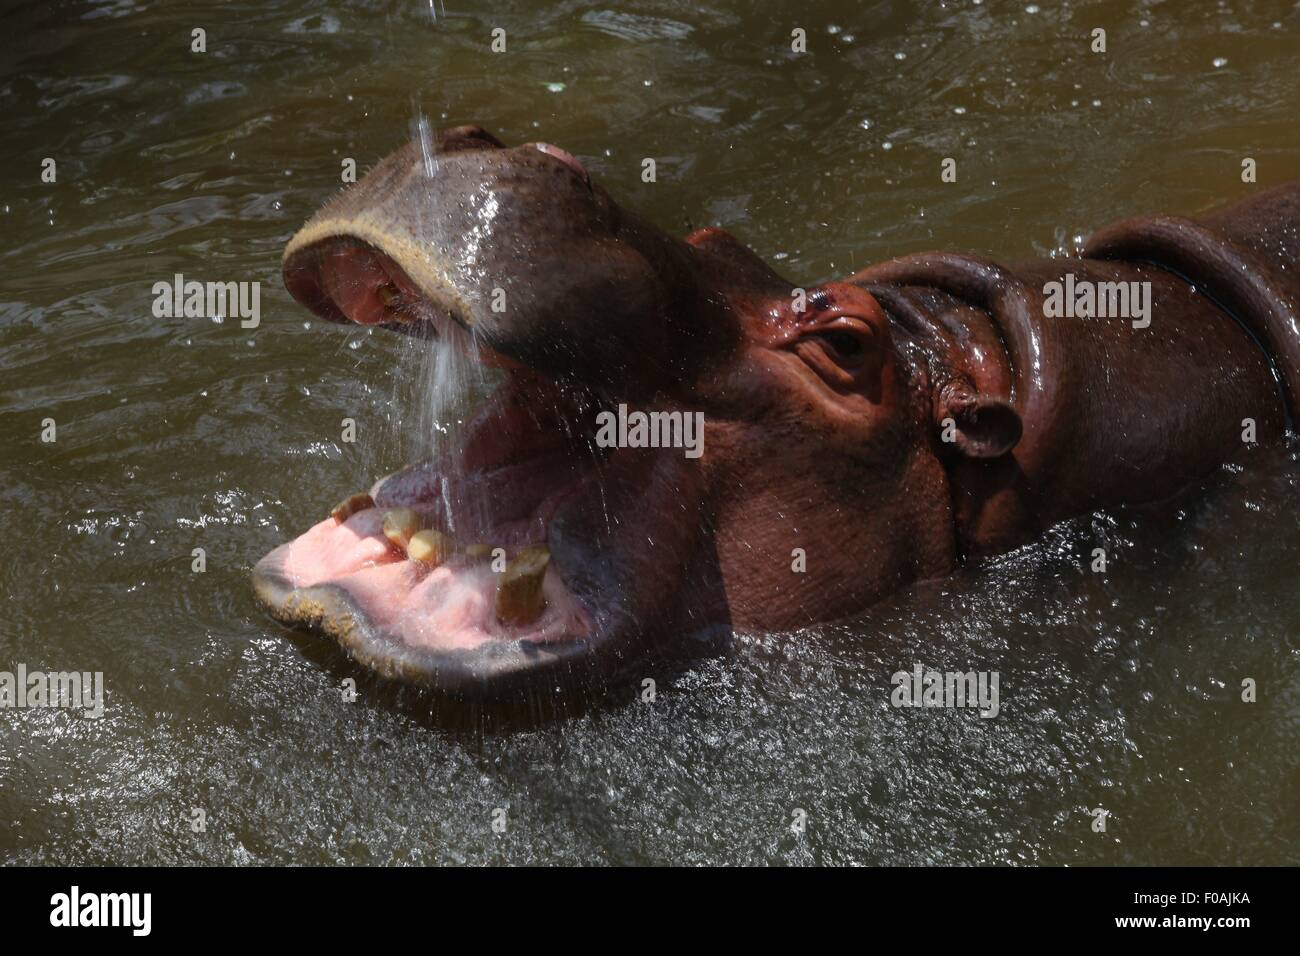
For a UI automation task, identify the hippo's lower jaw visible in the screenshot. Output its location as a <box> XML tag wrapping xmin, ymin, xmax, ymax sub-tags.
<box><xmin>252</xmin><ymin>414</ymin><xmax>582</xmax><ymax>691</ymax></box>
<box><xmin>251</xmin><ymin>532</ymin><xmax>597</xmax><ymax>693</ymax></box>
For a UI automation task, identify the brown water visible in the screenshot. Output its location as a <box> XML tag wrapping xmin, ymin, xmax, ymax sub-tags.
<box><xmin>2</xmin><ymin>0</ymin><xmax>1298</xmax><ymax>864</ymax></box>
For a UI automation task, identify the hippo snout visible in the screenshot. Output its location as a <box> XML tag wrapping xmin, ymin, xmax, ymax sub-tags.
<box><xmin>281</xmin><ymin>126</ymin><xmax>707</xmax><ymax>397</ymax></box>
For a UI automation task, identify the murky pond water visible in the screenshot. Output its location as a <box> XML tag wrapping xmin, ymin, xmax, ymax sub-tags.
<box><xmin>2</xmin><ymin>0</ymin><xmax>1298</xmax><ymax>864</ymax></box>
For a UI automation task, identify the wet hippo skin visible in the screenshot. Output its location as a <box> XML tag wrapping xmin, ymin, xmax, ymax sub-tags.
<box><xmin>253</xmin><ymin>126</ymin><xmax>1298</xmax><ymax>695</ymax></box>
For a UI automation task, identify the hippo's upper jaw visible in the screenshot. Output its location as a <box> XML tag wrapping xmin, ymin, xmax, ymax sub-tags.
<box><xmin>279</xmin><ymin>125</ymin><xmax>712</xmax><ymax>399</ymax></box>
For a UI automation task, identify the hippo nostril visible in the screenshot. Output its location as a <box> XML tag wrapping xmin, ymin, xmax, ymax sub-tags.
<box><xmin>528</xmin><ymin>142</ymin><xmax>590</xmax><ymax>185</ymax></box>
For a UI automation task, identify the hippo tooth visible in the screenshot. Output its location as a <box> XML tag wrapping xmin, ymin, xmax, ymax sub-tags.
<box><xmin>376</xmin><ymin>283</ymin><xmax>415</xmax><ymax>323</ymax></box>
<box><xmin>495</xmin><ymin>547</ymin><xmax>550</xmax><ymax>626</ymax></box>
<box><xmin>330</xmin><ymin>492</ymin><xmax>374</xmax><ymax>524</ymax></box>
<box><xmin>406</xmin><ymin>529</ymin><xmax>456</xmax><ymax>567</ymax></box>
<box><xmin>381</xmin><ymin>508</ymin><xmax>420</xmax><ymax>549</ymax></box>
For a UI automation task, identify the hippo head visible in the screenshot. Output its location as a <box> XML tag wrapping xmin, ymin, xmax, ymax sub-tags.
<box><xmin>253</xmin><ymin>126</ymin><xmax>1022</xmax><ymax>697</ymax></box>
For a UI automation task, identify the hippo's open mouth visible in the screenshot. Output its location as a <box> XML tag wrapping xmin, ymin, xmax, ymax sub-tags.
<box><xmin>255</xmin><ymin>208</ymin><xmax>715</xmax><ymax>694</ymax></box>
<box><xmin>259</xmin><ymin>265</ymin><xmax>589</xmax><ymax>687</ymax></box>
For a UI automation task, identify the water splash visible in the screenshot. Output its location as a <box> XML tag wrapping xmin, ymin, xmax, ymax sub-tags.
<box><xmin>412</xmin><ymin>111</ymin><xmax>438</xmax><ymax>179</ymax></box>
<box><xmin>389</xmin><ymin>321</ymin><xmax>499</xmax><ymax>469</ymax></box>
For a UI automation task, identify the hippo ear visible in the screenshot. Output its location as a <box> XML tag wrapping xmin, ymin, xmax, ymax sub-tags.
<box><xmin>436</xmin><ymin>125</ymin><xmax>506</xmax><ymax>153</ymax></box>
<box><xmin>938</xmin><ymin>390</ymin><xmax>1022</xmax><ymax>459</ymax></box>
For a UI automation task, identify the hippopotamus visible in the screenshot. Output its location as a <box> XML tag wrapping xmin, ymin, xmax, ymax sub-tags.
<box><xmin>253</xmin><ymin>125</ymin><xmax>1299</xmax><ymax>696</ymax></box>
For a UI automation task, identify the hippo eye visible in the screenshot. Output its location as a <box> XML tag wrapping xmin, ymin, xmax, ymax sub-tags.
<box><xmin>816</xmin><ymin>329</ymin><xmax>864</xmax><ymax>360</ymax></box>
<box><xmin>790</xmin><ymin>317</ymin><xmax>876</xmax><ymax>384</ymax></box>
